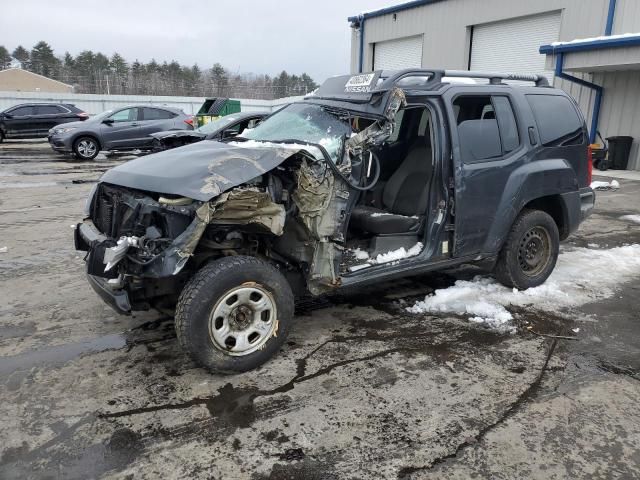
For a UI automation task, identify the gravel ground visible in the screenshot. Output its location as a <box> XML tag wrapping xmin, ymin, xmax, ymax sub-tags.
<box><xmin>0</xmin><ymin>141</ymin><xmax>639</xmax><ymax>480</ymax></box>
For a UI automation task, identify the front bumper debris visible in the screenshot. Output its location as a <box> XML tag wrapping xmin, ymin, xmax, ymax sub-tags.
<box><xmin>76</xmin><ymin>200</ymin><xmax>212</xmax><ymax>279</ymax></box>
<box><xmin>86</xmin><ymin>274</ymin><xmax>132</xmax><ymax>314</ymax></box>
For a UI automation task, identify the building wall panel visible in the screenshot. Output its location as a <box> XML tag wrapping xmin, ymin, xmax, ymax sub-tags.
<box><xmin>349</xmin><ymin>0</ymin><xmax>640</xmax><ymax>170</ymax></box>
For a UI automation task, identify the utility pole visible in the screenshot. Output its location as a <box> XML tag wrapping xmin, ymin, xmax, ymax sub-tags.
<box><xmin>105</xmin><ymin>74</ymin><xmax>110</xmax><ymax>95</ymax></box>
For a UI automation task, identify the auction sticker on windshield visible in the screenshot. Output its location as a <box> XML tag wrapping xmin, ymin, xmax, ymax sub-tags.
<box><xmin>345</xmin><ymin>73</ymin><xmax>376</xmax><ymax>92</ymax></box>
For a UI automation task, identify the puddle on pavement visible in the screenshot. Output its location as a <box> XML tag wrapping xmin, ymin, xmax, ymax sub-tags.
<box><xmin>0</xmin><ymin>322</ymin><xmax>37</xmax><ymax>340</ymax></box>
<box><xmin>0</xmin><ymin>333</ymin><xmax>127</xmax><ymax>378</ymax></box>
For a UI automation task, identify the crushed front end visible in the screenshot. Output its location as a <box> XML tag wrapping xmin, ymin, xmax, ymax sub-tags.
<box><xmin>75</xmin><ymin>183</ymin><xmax>205</xmax><ymax>314</ymax></box>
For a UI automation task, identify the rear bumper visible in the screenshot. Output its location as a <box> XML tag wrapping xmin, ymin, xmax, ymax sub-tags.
<box><xmin>579</xmin><ymin>187</ymin><xmax>595</xmax><ymax>221</ymax></box>
<box><xmin>86</xmin><ymin>274</ymin><xmax>132</xmax><ymax>315</ymax></box>
<box><xmin>558</xmin><ymin>187</ymin><xmax>595</xmax><ymax>239</ymax></box>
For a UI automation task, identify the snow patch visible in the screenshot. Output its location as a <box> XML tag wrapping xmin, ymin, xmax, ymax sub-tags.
<box><xmin>374</xmin><ymin>243</ymin><xmax>423</xmax><ymax>264</ymax></box>
<box><xmin>351</xmin><ymin>248</ymin><xmax>370</xmax><ymax>261</ymax></box>
<box><xmin>228</xmin><ymin>139</ymin><xmax>323</xmax><ymax>159</ymax></box>
<box><xmin>591</xmin><ymin>180</ymin><xmax>620</xmax><ymax>190</ymax></box>
<box><xmin>348</xmin><ymin>243</ymin><xmax>424</xmax><ymax>272</ymax></box>
<box><xmin>551</xmin><ymin>32</ymin><xmax>640</xmax><ymax>46</ymax></box>
<box><xmin>621</xmin><ymin>214</ymin><xmax>640</xmax><ymax>225</ymax></box>
<box><xmin>408</xmin><ymin>245</ymin><xmax>640</xmax><ymax>332</ymax></box>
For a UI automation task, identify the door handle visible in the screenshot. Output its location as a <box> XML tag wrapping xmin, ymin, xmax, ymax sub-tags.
<box><xmin>528</xmin><ymin>127</ymin><xmax>537</xmax><ymax>145</ymax></box>
<box><xmin>131</xmin><ymin>123</ymin><xmax>139</xmax><ymax>126</ymax></box>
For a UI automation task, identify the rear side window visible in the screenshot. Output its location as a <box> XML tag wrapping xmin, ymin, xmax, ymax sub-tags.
<box><xmin>9</xmin><ymin>106</ymin><xmax>35</xmax><ymax>116</ymax></box>
<box><xmin>453</xmin><ymin>95</ymin><xmax>520</xmax><ymax>162</ymax></box>
<box><xmin>526</xmin><ymin>94</ymin><xmax>584</xmax><ymax>146</ymax></box>
<box><xmin>37</xmin><ymin>105</ymin><xmax>64</xmax><ymax>115</ymax></box>
<box><xmin>142</xmin><ymin>108</ymin><xmax>175</xmax><ymax>120</ymax></box>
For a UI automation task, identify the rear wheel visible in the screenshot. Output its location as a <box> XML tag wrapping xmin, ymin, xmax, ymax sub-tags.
<box><xmin>175</xmin><ymin>256</ymin><xmax>294</xmax><ymax>373</ymax></box>
<box><xmin>73</xmin><ymin>136</ymin><xmax>99</xmax><ymax>160</ymax></box>
<box><xmin>494</xmin><ymin>209</ymin><xmax>559</xmax><ymax>290</ymax></box>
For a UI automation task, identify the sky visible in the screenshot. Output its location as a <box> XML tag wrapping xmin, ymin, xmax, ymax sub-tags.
<box><xmin>0</xmin><ymin>0</ymin><xmax>395</xmax><ymax>83</ymax></box>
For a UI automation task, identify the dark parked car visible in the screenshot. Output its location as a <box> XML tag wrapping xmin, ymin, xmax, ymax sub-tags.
<box><xmin>0</xmin><ymin>103</ymin><xmax>88</xmax><ymax>142</ymax></box>
<box><xmin>150</xmin><ymin>111</ymin><xmax>267</xmax><ymax>151</ymax></box>
<box><xmin>75</xmin><ymin>69</ymin><xmax>594</xmax><ymax>373</ymax></box>
<box><xmin>48</xmin><ymin>105</ymin><xmax>193</xmax><ymax>160</ymax></box>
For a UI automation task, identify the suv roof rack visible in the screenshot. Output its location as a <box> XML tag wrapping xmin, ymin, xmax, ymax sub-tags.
<box><xmin>379</xmin><ymin>69</ymin><xmax>549</xmax><ymax>88</ymax></box>
<box><xmin>442</xmin><ymin>70</ymin><xmax>549</xmax><ymax>87</ymax></box>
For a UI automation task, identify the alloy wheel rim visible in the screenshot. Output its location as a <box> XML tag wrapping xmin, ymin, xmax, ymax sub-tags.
<box><xmin>78</xmin><ymin>140</ymin><xmax>96</xmax><ymax>157</ymax></box>
<box><xmin>517</xmin><ymin>226</ymin><xmax>551</xmax><ymax>277</ymax></box>
<box><xmin>208</xmin><ymin>284</ymin><xmax>277</xmax><ymax>356</ymax></box>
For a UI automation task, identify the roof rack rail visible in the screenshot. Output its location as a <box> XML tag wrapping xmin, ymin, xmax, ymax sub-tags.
<box><xmin>376</xmin><ymin>69</ymin><xmax>550</xmax><ymax>91</ymax></box>
<box><xmin>442</xmin><ymin>70</ymin><xmax>549</xmax><ymax>87</ymax></box>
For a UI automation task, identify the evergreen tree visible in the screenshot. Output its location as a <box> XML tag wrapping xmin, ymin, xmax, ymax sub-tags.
<box><xmin>4</xmin><ymin>41</ymin><xmax>318</xmax><ymax>98</ymax></box>
<box><xmin>110</xmin><ymin>53</ymin><xmax>128</xmax><ymax>77</ymax></box>
<box><xmin>30</xmin><ymin>41</ymin><xmax>60</xmax><ymax>78</ymax></box>
<box><xmin>0</xmin><ymin>46</ymin><xmax>12</xmax><ymax>69</ymax></box>
<box><xmin>12</xmin><ymin>45</ymin><xmax>30</xmax><ymax>69</ymax></box>
<box><xmin>211</xmin><ymin>63</ymin><xmax>228</xmax><ymax>96</ymax></box>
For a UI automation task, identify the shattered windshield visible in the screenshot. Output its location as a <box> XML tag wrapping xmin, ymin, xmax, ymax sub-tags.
<box><xmin>242</xmin><ymin>103</ymin><xmax>351</xmax><ymax>162</ymax></box>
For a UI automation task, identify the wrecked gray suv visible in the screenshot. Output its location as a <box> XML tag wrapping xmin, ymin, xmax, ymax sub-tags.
<box><xmin>75</xmin><ymin>69</ymin><xmax>595</xmax><ymax>373</ymax></box>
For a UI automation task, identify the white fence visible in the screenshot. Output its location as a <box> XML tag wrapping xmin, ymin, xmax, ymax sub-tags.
<box><xmin>0</xmin><ymin>91</ymin><xmax>304</xmax><ymax>115</ymax></box>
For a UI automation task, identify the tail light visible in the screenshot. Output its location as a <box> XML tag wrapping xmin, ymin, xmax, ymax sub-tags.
<box><xmin>77</xmin><ymin>112</ymin><xmax>89</xmax><ymax>120</ymax></box>
<box><xmin>184</xmin><ymin>116</ymin><xmax>194</xmax><ymax>127</ymax></box>
<box><xmin>587</xmin><ymin>144</ymin><xmax>593</xmax><ymax>185</ymax></box>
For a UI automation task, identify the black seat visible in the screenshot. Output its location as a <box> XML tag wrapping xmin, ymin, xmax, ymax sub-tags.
<box><xmin>350</xmin><ymin>143</ymin><xmax>432</xmax><ymax>234</ymax></box>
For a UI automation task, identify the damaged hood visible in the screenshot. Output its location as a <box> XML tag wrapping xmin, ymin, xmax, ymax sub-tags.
<box><xmin>99</xmin><ymin>140</ymin><xmax>301</xmax><ymax>201</ymax></box>
<box><xmin>150</xmin><ymin>130</ymin><xmax>206</xmax><ymax>140</ymax></box>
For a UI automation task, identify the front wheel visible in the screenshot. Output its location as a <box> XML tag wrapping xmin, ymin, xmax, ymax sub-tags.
<box><xmin>494</xmin><ymin>209</ymin><xmax>559</xmax><ymax>290</ymax></box>
<box><xmin>73</xmin><ymin>136</ymin><xmax>99</xmax><ymax>160</ymax></box>
<box><xmin>175</xmin><ymin>256</ymin><xmax>294</xmax><ymax>373</ymax></box>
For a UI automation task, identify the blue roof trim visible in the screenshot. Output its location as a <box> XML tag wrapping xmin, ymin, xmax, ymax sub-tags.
<box><xmin>540</xmin><ymin>35</ymin><xmax>640</xmax><ymax>54</ymax></box>
<box><xmin>348</xmin><ymin>0</ymin><xmax>445</xmax><ymax>24</ymax></box>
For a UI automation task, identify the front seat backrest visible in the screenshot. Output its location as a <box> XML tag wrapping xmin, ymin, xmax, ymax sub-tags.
<box><xmin>382</xmin><ymin>143</ymin><xmax>432</xmax><ymax>217</ymax></box>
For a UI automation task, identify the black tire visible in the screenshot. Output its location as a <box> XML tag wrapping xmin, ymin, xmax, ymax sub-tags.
<box><xmin>0</xmin><ymin>130</ymin><xmax>4</xmax><ymax>143</ymax></box>
<box><xmin>73</xmin><ymin>136</ymin><xmax>100</xmax><ymax>160</ymax></box>
<box><xmin>175</xmin><ymin>256</ymin><xmax>294</xmax><ymax>374</ymax></box>
<box><xmin>494</xmin><ymin>209</ymin><xmax>559</xmax><ymax>290</ymax></box>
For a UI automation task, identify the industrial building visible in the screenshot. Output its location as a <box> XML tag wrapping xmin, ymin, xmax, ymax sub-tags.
<box><xmin>0</xmin><ymin>68</ymin><xmax>74</xmax><ymax>94</ymax></box>
<box><xmin>349</xmin><ymin>0</ymin><xmax>640</xmax><ymax>170</ymax></box>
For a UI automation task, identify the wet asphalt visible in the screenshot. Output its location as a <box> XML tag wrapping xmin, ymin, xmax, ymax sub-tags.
<box><xmin>0</xmin><ymin>141</ymin><xmax>639</xmax><ymax>479</ymax></box>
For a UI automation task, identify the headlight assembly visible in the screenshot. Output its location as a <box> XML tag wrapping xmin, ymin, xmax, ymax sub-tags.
<box><xmin>55</xmin><ymin>127</ymin><xmax>77</xmax><ymax>134</ymax></box>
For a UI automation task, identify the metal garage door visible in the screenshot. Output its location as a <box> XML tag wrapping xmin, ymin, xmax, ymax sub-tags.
<box><xmin>470</xmin><ymin>11</ymin><xmax>560</xmax><ymax>81</ymax></box>
<box><xmin>374</xmin><ymin>35</ymin><xmax>423</xmax><ymax>70</ymax></box>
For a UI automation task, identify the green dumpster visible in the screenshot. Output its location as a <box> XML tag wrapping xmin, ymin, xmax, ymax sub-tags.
<box><xmin>195</xmin><ymin>98</ymin><xmax>241</xmax><ymax>127</ymax></box>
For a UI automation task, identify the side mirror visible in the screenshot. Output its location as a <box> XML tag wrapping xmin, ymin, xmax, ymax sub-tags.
<box><xmin>102</xmin><ymin>118</ymin><xmax>114</xmax><ymax>125</ymax></box>
<box><xmin>3</xmin><ymin>113</ymin><xmax>13</xmax><ymax>119</ymax></box>
<box><xmin>221</xmin><ymin>129</ymin><xmax>238</xmax><ymax>139</ymax></box>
